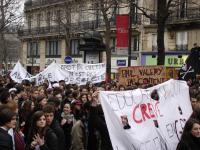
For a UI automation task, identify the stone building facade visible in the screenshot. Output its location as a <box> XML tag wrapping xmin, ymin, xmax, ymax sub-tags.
<box><xmin>19</xmin><ymin>0</ymin><xmax>200</xmax><ymax>77</ymax></box>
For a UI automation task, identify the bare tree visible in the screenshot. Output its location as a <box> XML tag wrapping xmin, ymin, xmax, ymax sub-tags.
<box><xmin>0</xmin><ymin>0</ymin><xmax>22</xmax><ymax>72</ymax></box>
<box><xmin>89</xmin><ymin>0</ymin><xmax>119</xmax><ymax>82</ymax></box>
<box><xmin>130</xmin><ymin>0</ymin><xmax>199</xmax><ymax>65</ymax></box>
<box><xmin>57</xmin><ymin>0</ymin><xmax>119</xmax><ymax>81</ymax></box>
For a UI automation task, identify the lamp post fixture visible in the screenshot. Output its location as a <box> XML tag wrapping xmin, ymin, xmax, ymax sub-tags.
<box><xmin>128</xmin><ymin>0</ymin><xmax>134</xmax><ymax>67</ymax></box>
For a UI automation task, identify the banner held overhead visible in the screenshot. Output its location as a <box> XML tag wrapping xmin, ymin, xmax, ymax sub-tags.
<box><xmin>99</xmin><ymin>79</ymin><xmax>192</xmax><ymax>150</ymax></box>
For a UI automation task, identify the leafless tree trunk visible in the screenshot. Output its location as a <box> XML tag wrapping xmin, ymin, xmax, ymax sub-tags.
<box><xmin>93</xmin><ymin>0</ymin><xmax>118</xmax><ymax>82</ymax></box>
<box><xmin>0</xmin><ymin>0</ymin><xmax>21</xmax><ymax>72</ymax></box>
<box><xmin>130</xmin><ymin>0</ymin><xmax>199</xmax><ymax>65</ymax></box>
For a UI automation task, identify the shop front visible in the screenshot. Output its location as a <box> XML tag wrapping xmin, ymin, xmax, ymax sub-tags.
<box><xmin>111</xmin><ymin>56</ymin><xmax>140</xmax><ymax>79</ymax></box>
<box><xmin>141</xmin><ymin>51</ymin><xmax>190</xmax><ymax>68</ymax></box>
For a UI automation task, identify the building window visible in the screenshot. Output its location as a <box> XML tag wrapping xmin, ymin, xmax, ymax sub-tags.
<box><xmin>132</xmin><ymin>0</ymin><xmax>139</xmax><ymax>24</ymax></box>
<box><xmin>27</xmin><ymin>42</ymin><xmax>39</xmax><ymax>58</ymax></box>
<box><xmin>70</xmin><ymin>39</ymin><xmax>80</xmax><ymax>55</ymax></box>
<box><xmin>111</xmin><ymin>38</ymin><xmax>116</xmax><ymax>53</ymax></box>
<box><xmin>46</xmin><ymin>12</ymin><xmax>51</xmax><ymax>30</ymax></box>
<box><xmin>37</xmin><ymin>14</ymin><xmax>41</xmax><ymax>28</ymax></box>
<box><xmin>176</xmin><ymin>31</ymin><xmax>188</xmax><ymax>50</ymax></box>
<box><xmin>46</xmin><ymin>40</ymin><xmax>61</xmax><ymax>57</ymax></box>
<box><xmin>132</xmin><ymin>36</ymin><xmax>139</xmax><ymax>51</ymax></box>
<box><xmin>179</xmin><ymin>0</ymin><xmax>187</xmax><ymax>18</ymax></box>
<box><xmin>56</xmin><ymin>10</ymin><xmax>61</xmax><ymax>25</ymax></box>
<box><xmin>27</xmin><ymin>15</ymin><xmax>32</xmax><ymax>31</ymax></box>
<box><xmin>152</xmin><ymin>34</ymin><xmax>157</xmax><ymax>51</ymax></box>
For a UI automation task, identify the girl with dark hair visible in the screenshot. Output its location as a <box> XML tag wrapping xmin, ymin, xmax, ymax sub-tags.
<box><xmin>34</xmin><ymin>95</ymin><xmax>47</xmax><ymax>111</ymax></box>
<box><xmin>176</xmin><ymin>118</ymin><xmax>200</xmax><ymax>150</ymax></box>
<box><xmin>20</xmin><ymin>100</ymin><xmax>35</xmax><ymax>138</ymax></box>
<box><xmin>79</xmin><ymin>94</ymin><xmax>88</xmax><ymax>104</ymax></box>
<box><xmin>25</xmin><ymin>111</ymin><xmax>58</xmax><ymax>150</ymax></box>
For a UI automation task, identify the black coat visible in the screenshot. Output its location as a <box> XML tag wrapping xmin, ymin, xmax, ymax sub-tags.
<box><xmin>176</xmin><ymin>136</ymin><xmax>200</xmax><ymax>150</ymax></box>
<box><xmin>50</xmin><ymin>119</ymin><xmax>66</xmax><ymax>150</ymax></box>
<box><xmin>88</xmin><ymin>105</ymin><xmax>113</xmax><ymax>150</ymax></box>
<box><xmin>62</xmin><ymin>119</ymin><xmax>73</xmax><ymax>150</ymax></box>
<box><xmin>0</xmin><ymin>128</ymin><xmax>13</xmax><ymax>150</ymax></box>
<box><xmin>25</xmin><ymin>127</ymin><xmax>58</xmax><ymax>150</ymax></box>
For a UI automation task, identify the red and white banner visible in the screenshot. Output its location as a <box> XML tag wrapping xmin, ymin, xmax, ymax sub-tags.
<box><xmin>116</xmin><ymin>15</ymin><xmax>129</xmax><ymax>54</ymax></box>
<box><xmin>100</xmin><ymin>79</ymin><xmax>192</xmax><ymax>150</ymax></box>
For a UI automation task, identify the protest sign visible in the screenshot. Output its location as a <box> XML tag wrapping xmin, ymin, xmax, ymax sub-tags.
<box><xmin>10</xmin><ymin>62</ymin><xmax>106</xmax><ymax>85</ymax></box>
<box><xmin>100</xmin><ymin>79</ymin><xmax>192</xmax><ymax>150</ymax></box>
<box><xmin>10</xmin><ymin>61</ymin><xmax>32</xmax><ymax>83</ymax></box>
<box><xmin>118</xmin><ymin>66</ymin><xmax>177</xmax><ymax>86</ymax></box>
<box><xmin>60</xmin><ymin>63</ymin><xmax>106</xmax><ymax>85</ymax></box>
<box><xmin>31</xmin><ymin>62</ymin><xmax>66</xmax><ymax>85</ymax></box>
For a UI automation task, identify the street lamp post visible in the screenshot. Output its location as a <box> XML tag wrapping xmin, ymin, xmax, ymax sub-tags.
<box><xmin>128</xmin><ymin>1</ymin><xmax>133</xmax><ymax>67</ymax></box>
<box><xmin>31</xmin><ymin>41</ymin><xmax>34</xmax><ymax>74</ymax></box>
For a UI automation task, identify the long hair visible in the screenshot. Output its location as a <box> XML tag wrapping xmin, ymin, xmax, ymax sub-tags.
<box><xmin>191</xmin><ymin>102</ymin><xmax>200</xmax><ymax>121</ymax></box>
<box><xmin>178</xmin><ymin>118</ymin><xmax>200</xmax><ymax>149</ymax></box>
<box><xmin>20</xmin><ymin>100</ymin><xmax>33</xmax><ymax>122</ymax></box>
<box><xmin>34</xmin><ymin>94</ymin><xmax>46</xmax><ymax>111</ymax></box>
<box><xmin>27</xmin><ymin>111</ymin><xmax>47</xmax><ymax>144</ymax></box>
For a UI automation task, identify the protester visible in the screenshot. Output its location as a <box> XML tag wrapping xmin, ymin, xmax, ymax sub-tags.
<box><xmin>61</xmin><ymin>103</ymin><xmax>74</xmax><ymax>150</ymax></box>
<box><xmin>25</xmin><ymin>111</ymin><xmax>58</xmax><ymax>150</ymax></box>
<box><xmin>43</xmin><ymin>104</ymin><xmax>66</xmax><ymax>150</ymax></box>
<box><xmin>2</xmin><ymin>65</ymin><xmax>200</xmax><ymax>150</ymax></box>
<box><xmin>20</xmin><ymin>100</ymin><xmax>35</xmax><ymax>142</ymax></box>
<box><xmin>70</xmin><ymin>104</ymin><xmax>87</xmax><ymax>150</ymax></box>
<box><xmin>6</xmin><ymin>100</ymin><xmax>25</xmax><ymax>150</ymax></box>
<box><xmin>190</xmin><ymin>101</ymin><xmax>200</xmax><ymax>122</ymax></box>
<box><xmin>34</xmin><ymin>94</ymin><xmax>47</xmax><ymax>111</ymax></box>
<box><xmin>176</xmin><ymin>118</ymin><xmax>200</xmax><ymax>150</ymax></box>
<box><xmin>80</xmin><ymin>94</ymin><xmax>88</xmax><ymax>104</ymax></box>
<box><xmin>0</xmin><ymin>105</ymin><xmax>17</xmax><ymax>150</ymax></box>
<box><xmin>0</xmin><ymin>88</ymin><xmax>11</xmax><ymax>104</ymax></box>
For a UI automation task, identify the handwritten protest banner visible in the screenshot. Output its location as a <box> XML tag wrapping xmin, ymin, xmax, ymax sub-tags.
<box><xmin>10</xmin><ymin>61</ymin><xmax>32</xmax><ymax>83</ymax></box>
<box><xmin>30</xmin><ymin>62</ymin><xmax>66</xmax><ymax>85</ymax></box>
<box><xmin>99</xmin><ymin>79</ymin><xmax>192</xmax><ymax>150</ymax></box>
<box><xmin>118</xmin><ymin>66</ymin><xmax>177</xmax><ymax>86</ymax></box>
<box><xmin>10</xmin><ymin>62</ymin><xmax>106</xmax><ymax>85</ymax></box>
<box><xmin>60</xmin><ymin>63</ymin><xmax>106</xmax><ymax>85</ymax></box>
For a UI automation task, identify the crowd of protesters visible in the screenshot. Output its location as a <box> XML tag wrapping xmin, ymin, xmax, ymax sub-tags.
<box><xmin>0</xmin><ymin>75</ymin><xmax>199</xmax><ymax>150</ymax></box>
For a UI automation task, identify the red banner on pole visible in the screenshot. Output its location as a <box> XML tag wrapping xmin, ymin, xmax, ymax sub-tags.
<box><xmin>116</xmin><ymin>15</ymin><xmax>129</xmax><ymax>50</ymax></box>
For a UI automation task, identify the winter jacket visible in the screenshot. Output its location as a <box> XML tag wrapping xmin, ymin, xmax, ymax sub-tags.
<box><xmin>50</xmin><ymin>119</ymin><xmax>66</xmax><ymax>150</ymax></box>
<box><xmin>70</xmin><ymin>120</ymin><xmax>86</xmax><ymax>150</ymax></box>
<box><xmin>176</xmin><ymin>136</ymin><xmax>200</xmax><ymax>150</ymax></box>
<box><xmin>0</xmin><ymin>128</ymin><xmax>13</xmax><ymax>150</ymax></box>
<box><xmin>25</xmin><ymin>127</ymin><xmax>58</xmax><ymax>150</ymax></box>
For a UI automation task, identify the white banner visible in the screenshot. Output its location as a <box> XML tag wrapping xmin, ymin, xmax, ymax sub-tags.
<box><xmin>99</xmin><ymin>79</ymin><xmax>192</xmax><ymax>150</ymax></box>
<box><xmin>10</xmin><ymin>62</ymin><xmax>106</xmax><ymax>85</ymax></box>
<box><xmin>31</xmin><ymin>62</ymin><xmax>66</xmax><ymax>85</ymax></box>
<box><xmin>10</xmin><ymin>61</ymin><xmax>32</xmax><ymax>83</ymax></box>
<box><xmin>60</xmin><ymin>63</ymin><xmax>106</xmax><ymax>85</ymax></box>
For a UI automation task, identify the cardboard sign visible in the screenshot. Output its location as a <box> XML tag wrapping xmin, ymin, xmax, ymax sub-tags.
<box><xmin>118</xmin><ymin>66</ymin><xmax>177</xmax><ymax>86</ymax></box>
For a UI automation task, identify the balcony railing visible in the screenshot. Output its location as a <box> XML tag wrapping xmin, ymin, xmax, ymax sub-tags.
<box><xmin>19</xmin><ymin>14</ymin><xmax>142</xmax><ymax>37</ymax></box>
<box><xmin>24</xmin><ymin>0</ymin><xmax>66</xmax><ymax>10</ymax></box>
<box><xmin>149</xmin><ymin>7</ymin><xmax>200</xmax><ymax>24</ymax></box>
<box><xmin>167</xmin><ymin>7</ymin><xmax>200</xmax><ymax>23</ymax></box>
